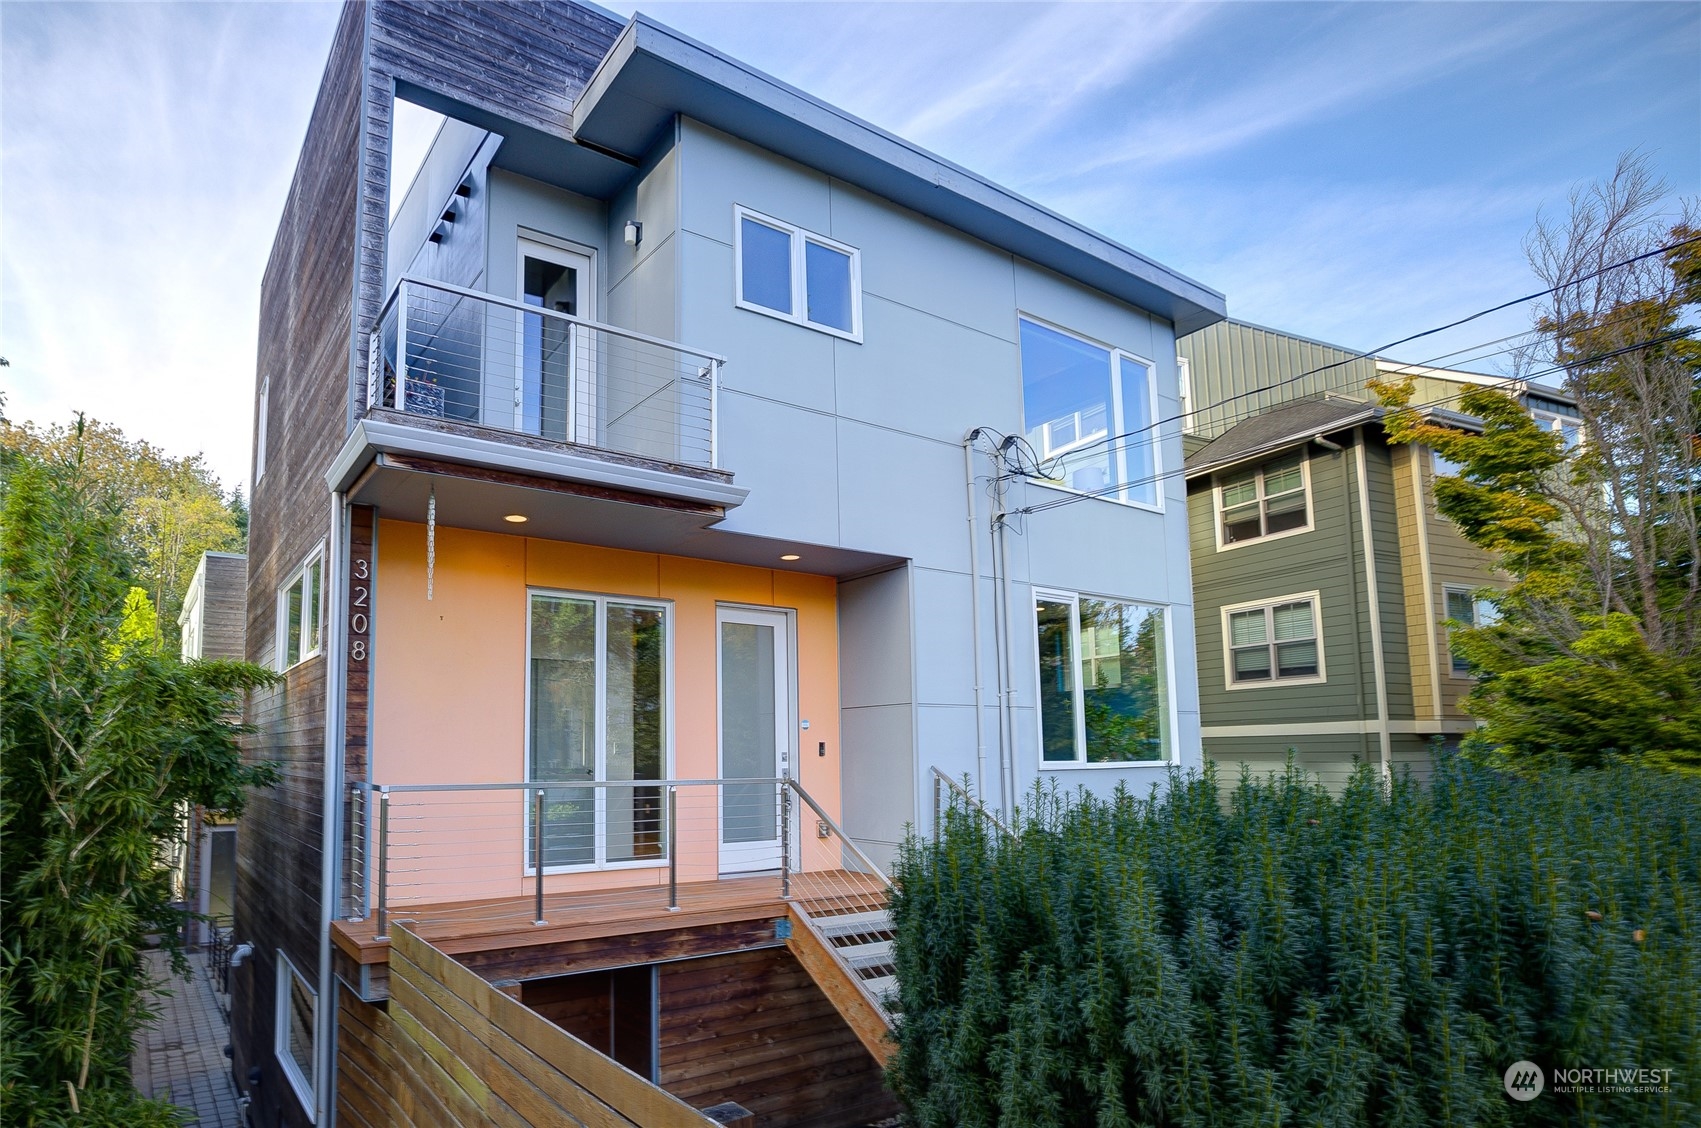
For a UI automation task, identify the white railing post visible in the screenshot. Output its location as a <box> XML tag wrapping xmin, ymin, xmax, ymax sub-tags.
<box><xmin>532</xmin><ymin>788</ymin><xmax>547</xmax><ymax>926</ymax></box>
<box><xmin>395</xmin><ymin>280</ymin><xmax>410</xmax><ymax>414</ymax></box>
<box><xmin>667</xmin><ymin>784</ymin><xmax>679</xmax><ymax>912</ymax></box>
<box><xmin>710</xmin><ymin>359</ymin><xmax>723</xmax><ymax>468</ymax></box>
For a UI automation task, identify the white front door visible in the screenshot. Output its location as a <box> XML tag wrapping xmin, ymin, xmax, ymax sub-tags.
<box><xmin>517</xmin><ymin>237</ymin><xmax>594</xmax><ymax>442</ymax></box>
<box><xmin>717</xmin><ymin>607</ymin><xmax>793</xmax><ymax>874</ymax></box>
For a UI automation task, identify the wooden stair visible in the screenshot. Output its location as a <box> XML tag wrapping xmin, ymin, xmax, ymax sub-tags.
<box><xmin>783</xmin><ymin>903</ymin><xmax>897</xmax><ymax>1066</ymax></box>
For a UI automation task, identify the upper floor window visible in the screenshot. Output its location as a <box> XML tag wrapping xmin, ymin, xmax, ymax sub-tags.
<box><xmin>1529</xmin><ymin>408</ymin><xmax>1582</xmax><ymax>451</ymax></box>
<box><xmin>1035</xmin><ymin>590</ymin><xmax>1171</xmax><ymax>764</ymax></box>
<box><xmin>255</xmin><ymin>376</ymin><xmax>270</xmax><ymax>483</ymax></box>
<box><xmin>1216</xmin><ymin>453</ymin><xmax>1310</xmax><ymax>548</ymax></box>
<box><xmin>1019</xmin><ymin>318</ymin><xmax>1160</xmax><ymax>508</ymax></box>
<box><xmin>1443</xmin><ymin>586</ymin><xmax>1500</xmax><ymax>675</ymax></box>
<box><xmin>1223</xmin><ymin>593</ymin><xmax>1323</xmax><ymax>687</ymax></box>
<box><xmin>277</xmin><ymin>546</ymin><xmax>324</xmax><ymax>670</ymax></box>
<box><xmin>734</xmin><ymin>206</ymin><xmax>861</xmax><ymax>340</ymax></box>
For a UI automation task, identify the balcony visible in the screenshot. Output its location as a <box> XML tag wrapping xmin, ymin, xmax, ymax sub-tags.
<box><xmin>368</xmin><ymin>277</ymin><xmax>723</xmax><ymax>470</ymax></box>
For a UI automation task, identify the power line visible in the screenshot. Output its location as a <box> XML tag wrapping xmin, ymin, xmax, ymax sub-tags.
<box><xmin>1052</xmin><ymin>231</ymin><xmax>1701</xmax><ymax>470</ymax></box>
<box><xmin>1010</xmin><ymin>325</ymin><xmax>1697</xmax><ymax>518</ymax></box>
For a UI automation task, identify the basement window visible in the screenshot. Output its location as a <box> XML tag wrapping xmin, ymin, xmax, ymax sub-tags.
<box><xmin>275</xmin><ymin>950</ymin><xmax>318</xmax><ymax>1119</ymax></box>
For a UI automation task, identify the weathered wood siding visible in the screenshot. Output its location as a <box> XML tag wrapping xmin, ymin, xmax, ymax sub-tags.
<box><xmin>236</xmin><ymin>2</ymin><xmax>366</xmax><ymax>1122</ymax></box>
<box><xmin>197</xmin><ymin>553</ymin><xmax>249</xmax><ymax>660</ymax></box>
<box><xmin>338</xmin><ymin>926</ymin><xmax>716</xmax><ymax>1127</ymax></box>
<box><xmin>657</xmin><ymin>947</ymin><xmax>900</xmax><ymax>1128</ymax></box>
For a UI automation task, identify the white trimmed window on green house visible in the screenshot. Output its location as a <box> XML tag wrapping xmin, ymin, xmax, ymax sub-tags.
<box><xmin>1215</xmin><ymin>453</ymin><xmax>1310</xmax><ymax>547</ymax></box>
<box><xmin>1444</xmin><ymin>586</ymin><xmax>1500</xmax><ymax>675</ymax></box>
<box><xmin>1223</xmin><ymin>593</ymin><xmax>1323</xmax><ymax>688</ymax></box>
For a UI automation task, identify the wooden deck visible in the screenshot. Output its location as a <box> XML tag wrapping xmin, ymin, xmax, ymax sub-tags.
<box><xmin>332</xmin><ymin>869</ymin><xmax>888</xmax><ymax>968</ymax></box>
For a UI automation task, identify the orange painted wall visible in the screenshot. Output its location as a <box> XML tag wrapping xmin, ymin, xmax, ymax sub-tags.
<box><xmin>371</xmin><ymin>519</ymin><xmax>842</xmax><ymax>904</ymax></box>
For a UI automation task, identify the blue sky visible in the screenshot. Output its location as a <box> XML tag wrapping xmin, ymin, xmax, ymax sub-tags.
<box><xmin>3</xmin><ymin>1</ymin><xmax>1696</xmax><ymax>492</ymax></box>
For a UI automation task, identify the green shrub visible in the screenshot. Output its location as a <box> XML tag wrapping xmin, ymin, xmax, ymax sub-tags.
<box><xmin>888</xmin><ymin>757</ymin><xmax>1700</xmax><ymax>1127</ymax></box>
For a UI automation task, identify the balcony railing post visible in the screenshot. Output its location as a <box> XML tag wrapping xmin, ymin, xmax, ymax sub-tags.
<box><xmin>779</xmin><ymin>776</ymin><xmax>792</xmax><ymax>901</ymax></box>
<box><xmin>710</xmin><ymin>359</ymin><xmax>722</xmax><ymax>468</ymax></box>
<box><xmin>374</xmin><ymin>787</ymin><xmax>389</xmax><ymax>942</ymax></box>
<box><xmin>933</xmin><ymin>771</ymin><xmax>943</xmax><ymax>841</ymax></box>
<box><xmin>366</xmin><ymin>330</ymin><xmax>380</xmax><ymax>410</ymax></box>
<box><xmin>349</xmin><ymin>784</ymin><xmax>367</xmax><ymax>921</ymax></box>
<box><xmin>395</xmin><ymin>279</ymin><xmax>409</xmax><ymax>413</ymax></box>
<box><xmin>532</xmin><ymin>788</ymin><xmax>547</xmax><ymax>926</ymax></box>
<box><xmin>667</xmin><ymin>785</ymin><xmax>679</xmax><ymax>912</ymax></box>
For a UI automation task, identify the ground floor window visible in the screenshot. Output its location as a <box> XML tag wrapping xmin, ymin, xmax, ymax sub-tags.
<box><xmin>528</xmin><ymin>591</ymin><xmax>669</xmax><ymax>869</ymax></box>
<box><xmin>1035</xmin><ymin>590</ymin><xmax>1171</xmax><ymax>763</ymax></box>
<box><xmin>275</xmin><ymin>950</ymin><xmax>317</xmax><ymax>1119</ymax></box>
<box><xmin>1443</xmin><ymin>586</ymin><xmax>1499</xmax><ymax>675</ymax></box>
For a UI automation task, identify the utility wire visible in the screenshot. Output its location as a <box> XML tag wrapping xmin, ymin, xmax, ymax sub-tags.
<box><xmin>1011</xmin><ymin>325</ymin><xmax>1698</xmax><ymax>517</ymax></box>
<box><xmin>1051</xmin><ymin>232</ymin><xmax>1701</xmax><ymax>469</ymax></box>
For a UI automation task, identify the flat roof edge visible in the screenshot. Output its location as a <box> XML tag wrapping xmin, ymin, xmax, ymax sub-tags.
<box><xmin>574</xmin><ymin>16</ymin><xmax>1226</xmax><ymax>329</ymax></box>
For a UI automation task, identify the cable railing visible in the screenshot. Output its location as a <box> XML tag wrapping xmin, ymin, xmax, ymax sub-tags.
<box><xmin>343</xmin><ymin>777</ymin><xmax>890</xmax><ymax>942</ymax></box>
<box><xmin>929</xmin><ymin>766</ymin><xmax>1009</xmax><ymax>839</ymax></box>
<box><xmin>367</xmin><ymin>276</ymin><xmax>725</xmax><ymax>470</ymax></box>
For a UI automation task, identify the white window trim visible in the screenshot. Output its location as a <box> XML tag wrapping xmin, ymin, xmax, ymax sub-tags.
<box><xmin>523</xmin><ymin>588</ymin><xmax>676</xmax><ymax>876</ymax></box>
<box><xmin>1017</xmin><ymin>314</ymin><xmax>1166</xmax><ymax>513</ymax></box>
<box><xmin>1031</xmin><ymin>587</ymin><xmax>1179</xmax><ymax>768</ymax></box>
<box><xmin>1441</xmin><ymin>584</ymin><xmax>1498</xmax><ymax>679</ymax></box>
<box><xmin>274</xmin><ymin>950</ymin><xmax>318</xmax><ymax>1121</ymax></box>
<box><xmin>733</xmin><ymin>205</ymin><xmax>863</xmax><ymax>342</ymax></box>
<box><xmin>1211</xmin><ymin>453</ymin><xmax>1315</xmax><ymax>552</ymax></box>
<box><xmin>255</xmin><ymin>376</ymin><xmax>270</xmax><ymax>483</ymax></box>
<box><xmin>275</xmin><ymin>544</ymin><xmax>325</xmax><ymax>670</ymax></box>
<box><xmin>1220</xmin><ymin>590</ymin><xmax>1326</xmax><ymax>691</ymax></box>
<box><xmin>1177</xmin><ymin>355</ymin><xmax>1197</xmax><ymax>435</ymax></box>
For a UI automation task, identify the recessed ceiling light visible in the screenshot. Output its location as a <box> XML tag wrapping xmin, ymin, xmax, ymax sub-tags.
<box><xmin>504</xmin><ymin>514</ymin><xmax>528</xmax><ymax>523</ymax></box>
<box><xmin>780</xmin><ymin>554</ymin><xmax>801</xmax><ymax>561</ymax></box>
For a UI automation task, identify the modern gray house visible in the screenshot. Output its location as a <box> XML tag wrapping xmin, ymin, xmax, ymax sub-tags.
<box><xmin>237</xmin><ymin>3</ymin><xmax>1225</xmax><ymax>1125</ymax></box>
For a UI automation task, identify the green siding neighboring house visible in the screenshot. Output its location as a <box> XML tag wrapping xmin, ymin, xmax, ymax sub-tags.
<box><xmin>1178</xmin><ymin>321</ymin><xmax>1579</xmax><ymax>787</ymax></box>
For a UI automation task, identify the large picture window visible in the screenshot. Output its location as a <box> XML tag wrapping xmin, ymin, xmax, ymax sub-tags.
<box><xmin>734</xmin><ymin>206</ymin><xmax>861</xmax><ymax>340</ymax></box>
<box><xmin>1223</xmin><ymin>594</ymin><xmax>1323</xmax><ymax>687</ymax></box>
<box><xmin>1019</xmin><ymin>318</ymin><xmax>1159</xmax><ymax>507</ymax></box>
<box><xmin>528</xmin><ymin>592</ymin><xmax>668</xmax><ymax>870</ymax></box>
<box><xmin>275</xmin><ymin>951</ymin><xmax>317</xmax><ymax>1119</ymax></box>
<box><xmin>1035</xmin><ymin>591</ymin><xmax>1171</xmax><ymax>764</ymax></box>
<box><xmin>1215</xmin><ymin>453</ymin><xmax>1311</xmax><ymax>547</ymax></box>
<box><xmin>276</xmin><ymin>546</ymin><xmax>324</xmax><ymax>669</ymax></box>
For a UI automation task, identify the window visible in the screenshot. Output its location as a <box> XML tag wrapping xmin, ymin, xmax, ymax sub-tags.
<box><xmin>1443</xmin><ymin>586</ymin><xmax>1500</xmax><ymax>675</ymax></box>
<box><xmin>1034</xmin><ymin>591</ymin><xmax>1170</xmax><ymax>764</ymax></box>
<box><xmin>275</xmin><ymin>951</ymin><xmax>317</xmax><ymax>1118</ymax></box>
<box><xmin>1019</xmin><ymin>318</ymin><xmax>1161</xmax><ymax>507</ymax></box>
<box><xmin>528</xmin><ymin>591</ymin><xmax>668</xmax><ymax>870</ymax></box>
<box><xmin>734</xmin><ymin>206</ymin><xmax>861</xmax><ymax>339</ymax></box>
<box><xmin>255</xmin><ymin>376</ymin><xmax>270</xmax><ymax>483</ymax></box>
<box><xmin>277</xmin><ymin>547</ymin><xmax>324</xmax><ymax>669</ymax></box>
<box><xmin>1215</xmin><ymin>453</ymin><xmax>1310</xmax><ymax>547</ymax></box>
<box><xmin>1223</xmin><ymin>594</ymin><xmax>1323</xmax><ymax>687</ymax></box>
<box><xmin>1431</xmin><ymin>446</ymin><xmax>1464</xmax><ymax>478</ymax></box>
<box><xmin>1529</xmin><ymin>407</ymin><xmax>1582</xmax><ymax>451</ymax></box>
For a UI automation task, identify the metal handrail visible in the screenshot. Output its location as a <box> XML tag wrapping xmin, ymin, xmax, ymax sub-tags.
<box><xmin>784</xmin><ymin>778</ymin><xmax>891</xmax><ymax>887</ymax></box>
<box><xmin>929</xmin><ymin>766</ymin><xmax>1010</xmax><ymax>837</ymax></box>
<box><xmin>388</xmin><ymin>275</ymin><xmax>729</xmax><ymax>365</ymax></box>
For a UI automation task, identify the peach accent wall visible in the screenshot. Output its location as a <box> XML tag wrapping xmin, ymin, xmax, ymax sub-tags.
<box><xmin>372</xmin><ymin>520</ymin><xmax>842</xmax><ymax>904</ymax></box>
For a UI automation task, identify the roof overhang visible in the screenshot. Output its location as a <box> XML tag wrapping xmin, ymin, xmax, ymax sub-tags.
<box><xmin>1184</xmin><ymin>404</ymin><xmax>1484</xmax><ymax>481</ymax></box>
<box><xmin>572</xmin><ymin>16</ymin><xmax>1227</xmax><ymax>336</ymax></box>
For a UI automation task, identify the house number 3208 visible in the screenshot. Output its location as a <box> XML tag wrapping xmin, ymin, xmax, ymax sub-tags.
<box><xmin>350</xmin><ymin>557</ymin><xmax>370</xmax><ymax>662</ymax></box>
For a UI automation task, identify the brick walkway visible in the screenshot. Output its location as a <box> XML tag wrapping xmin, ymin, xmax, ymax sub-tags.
<box><xmin>131</xmin><ymin>949</ymin><xmax>244</xmax><ymax>1126</ymax></box>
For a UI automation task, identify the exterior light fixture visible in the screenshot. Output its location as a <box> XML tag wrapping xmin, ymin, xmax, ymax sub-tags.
<box><xmin>624</xmin><ymin>220</ymin><xmax>642</xmax><ymax>247</ymax></box>
<box><xmin>780</xmin><ymin>554</ymin><xmax>800</xmax><ymax>561</ymax></box>
<box><xmin>504</xmin><ymin>514</ymin><xmax>528</xmax><ymax>523</ymax></box>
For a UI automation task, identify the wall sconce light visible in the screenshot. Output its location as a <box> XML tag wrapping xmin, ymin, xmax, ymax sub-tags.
<box><xmin>623</xmin><ymin>220</ymin><xmax>643</xmax><ymax>247</ymax></box>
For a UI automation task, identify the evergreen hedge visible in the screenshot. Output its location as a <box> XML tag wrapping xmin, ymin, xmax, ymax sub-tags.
<box><xmin>888</xmin><ymin>757</ymin><xmax>1699</xmax><ymax>1126</ymax></box>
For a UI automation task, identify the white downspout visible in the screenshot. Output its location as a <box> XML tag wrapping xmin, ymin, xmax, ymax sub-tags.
<box><xmin>962</xmin><ymin>431</ymin><xmax>990</xmax><ymax>806</ymax></box>
<box><xmin>1353</xmin><ymin>430</ymin><xmax>1393</xmax><ymax>787</ymax></box>
<box><xmin>316</xmin><ymin>493</ymin><xmax>348</xmax><ymax>1125</ymax></box>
